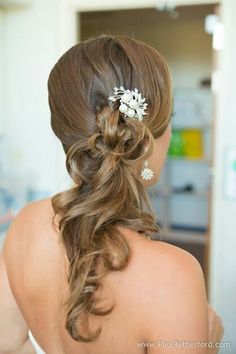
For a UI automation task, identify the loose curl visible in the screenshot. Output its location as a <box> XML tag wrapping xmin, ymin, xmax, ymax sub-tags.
<box><xmin>47</xmin><ymin>34</ymin><xmax>173</xmax><ymax>342</ymax></box>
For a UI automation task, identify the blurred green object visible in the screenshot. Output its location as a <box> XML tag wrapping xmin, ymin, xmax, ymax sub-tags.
<box><xmin>168</xmin><ymin>130</ymin><xmax>185</xmax><ymax>157</ymax></box>
<box><xmin>168</xmin><ymin>129</ymin><xmax>204</xmax><ymax>158</ymax></box>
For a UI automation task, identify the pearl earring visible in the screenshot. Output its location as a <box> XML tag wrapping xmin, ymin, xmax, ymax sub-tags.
<box><xmin>140</xmin><ymin>160</ymin><xmax>154</xmax><ymax>181</ymax></box>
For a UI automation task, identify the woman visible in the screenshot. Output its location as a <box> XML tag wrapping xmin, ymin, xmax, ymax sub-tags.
<box><xmin>0</xmin><ymin>35</ymin><xmax>223</xmax><ymax>353</ymax></box>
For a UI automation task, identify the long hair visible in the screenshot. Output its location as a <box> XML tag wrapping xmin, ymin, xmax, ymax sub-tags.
<box><xmin>47</xmin><ymin>34</ymin><xmax>173</xmax><ymax>342</ymax></box>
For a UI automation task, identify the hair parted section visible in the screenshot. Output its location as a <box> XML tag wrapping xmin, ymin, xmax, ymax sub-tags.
<box><xmin>47</xmin><ymin>34</ymin><xmax>173</xmax><ymax>342</ymax></box>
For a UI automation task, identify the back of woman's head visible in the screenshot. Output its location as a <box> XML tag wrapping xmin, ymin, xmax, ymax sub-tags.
<box><xmin>47</xmin><ymin>34</ymin><xmax>172</xmax><ymax>342</ymax></box>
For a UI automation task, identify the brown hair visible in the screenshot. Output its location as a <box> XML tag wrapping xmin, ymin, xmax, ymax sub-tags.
<box><xmin>47</xmin><ymin>34</ymin><xmax>172</xmax><ymax>342</ymax></box>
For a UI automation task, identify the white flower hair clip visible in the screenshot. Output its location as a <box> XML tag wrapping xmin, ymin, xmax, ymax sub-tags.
<box><xmin>108</xmin><ymin>86</ymin><xmax>148</xmax><ymax>121</ymax></box>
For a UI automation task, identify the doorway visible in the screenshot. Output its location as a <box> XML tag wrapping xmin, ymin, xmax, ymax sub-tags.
<box><xmin>78</xmin><ymin>3</ymin><xmax>218</xmax><ymax>286</ymax></box>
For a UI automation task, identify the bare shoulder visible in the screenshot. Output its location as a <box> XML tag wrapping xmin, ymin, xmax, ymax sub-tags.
<box><xmin>128</xmin><ymin>238</ymin><xmax>209</xmax><ymax>352</ymax></box>
<box><xmin>123</xmin><ymin>232</ymin><xmax>205</xmax><ymax>286</ymax></box>
<box><xmin>3</xmin><ymin>197</ymin><xmax>55</xmax><ymax>245</ymax></box>
<box><xmin>117</xmin><ymin>229</ymin><xmax>206</xmax><ymax>293</ymax></box>
<box><xmin>2</xmin><ymin>197</ymin><xmax>61</xmax><ymax>279</ymax></box>
<box><xmin>138</xmin><ymin>238</ymin><xmax>205</xmax><ymax>280</ymax></box>
<box><xmin>7</xmin><ymin>197</ymin><xmax>54</xmax><ymax>230</ymax></box>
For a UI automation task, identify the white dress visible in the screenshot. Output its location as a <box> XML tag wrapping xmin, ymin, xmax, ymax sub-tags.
<box><xmin>28</xmin><ymin>330</ymin><xmax>46</xmax><ymax>354</ymax></box>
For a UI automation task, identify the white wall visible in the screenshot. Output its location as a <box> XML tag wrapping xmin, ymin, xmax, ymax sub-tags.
<box><xmin>0</xmin><ymin>9</ymin><xmax>5</xmax><ymax>135</ymax></box>
<box><xmin>0</xmin><ymin>0</ymin><xmax>74</xmax><ymax>198</ymax></box>
<box><xmin>209</xmin><ymin>1</ymin><xmax>236</xmax><ymax>353</ymax></box>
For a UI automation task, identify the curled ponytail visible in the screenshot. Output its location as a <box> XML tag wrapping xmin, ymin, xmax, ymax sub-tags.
<box><xmin>48</xmin><ymin>34</ymin><xmax>172</xmax><ymax>342</ymax></box>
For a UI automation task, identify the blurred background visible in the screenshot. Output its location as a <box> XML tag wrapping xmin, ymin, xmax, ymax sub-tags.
<box><xmin>0</xmin><ymin>0</ymin><xmax>235</xmax><ymax>352</ymax></box>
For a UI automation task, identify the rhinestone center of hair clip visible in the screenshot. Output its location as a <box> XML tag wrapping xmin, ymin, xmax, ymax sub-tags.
<box><xmin>108</xmin><ymin>86</ymin><xmax>148</xmax><ymax>121</ymax></box>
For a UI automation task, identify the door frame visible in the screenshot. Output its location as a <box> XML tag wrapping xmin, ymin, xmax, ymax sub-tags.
<box><xmin>60</xmin><ymin>0</ymin><xmax>221</xmax><ymax>297</ymax></box>
<box><xmin>60</xmin><ymin>0</ymin><xmax>220</xmax><ymax>51</ymax></box>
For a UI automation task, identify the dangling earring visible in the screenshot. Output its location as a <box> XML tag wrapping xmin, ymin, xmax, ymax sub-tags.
<box><xmin>140</xmin><ymin>160</ymin><xmax>154</xmax><ymax>181</ymax></box>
